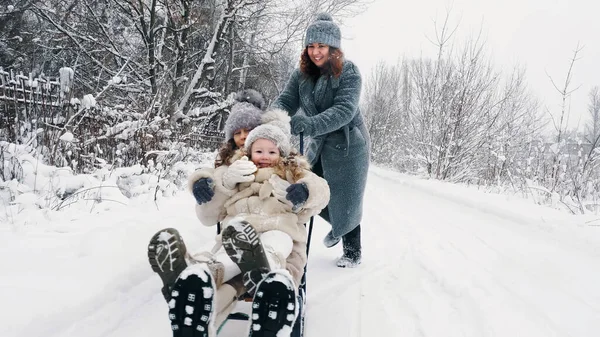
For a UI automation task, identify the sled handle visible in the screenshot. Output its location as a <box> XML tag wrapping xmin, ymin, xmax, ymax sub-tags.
<box><xmin>299</xmin><ymin>132</ymin><xmax>314</xmax><ymax>257</ymax></box>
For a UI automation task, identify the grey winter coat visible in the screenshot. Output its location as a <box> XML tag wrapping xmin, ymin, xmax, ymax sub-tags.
<box><xmin>274</xmin><ymin>60</ymin><xmax>370</xmax><ymax>237</ymax></box>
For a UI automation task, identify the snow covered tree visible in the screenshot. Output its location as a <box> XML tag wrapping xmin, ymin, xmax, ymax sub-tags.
<box><xmin>0</xmin><ymin>1</ymin><xmax>43</xmax><ymax>70</ymax></box>
<box><xmin>362</xmin><ymin>60</ymin><xmax>405</xmax><ymax>166</ymax></box>
<box><xmin>585</xmin><ymin>86</ymin><xmax>600</xmax><ymax>143</ymax></box>
<box><xmin>362</xmin><ymin>11</ymin><xmax>543</xmax><ymax>189</ymax></box>
<box><xmin>1</xmin><ymin>0</ymin><xmax>366</xmax><ymax>172</ymax></box>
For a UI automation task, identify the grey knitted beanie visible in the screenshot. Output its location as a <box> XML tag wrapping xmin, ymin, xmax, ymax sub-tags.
<box><xmin>245</xmin><ymin>109</ymin><xmax>292</xmax><ymax>157</ymax></box>
<box><xmin>304</xmin><ymin>12</ymin><xmax>341</xmax><ymax>48</ymax></box>
<box><xmin>224</xmin><ymin>89</ymin><xmax>266</xmax><ymax>141</ymax></box>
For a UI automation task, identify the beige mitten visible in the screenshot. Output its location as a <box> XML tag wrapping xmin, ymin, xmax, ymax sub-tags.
<box><xmin>269</xmin><ymin>174</ymin><xmax>293</xmax><ymax>207</ymax></box>
<box><xmin>222</xmin><ymin>156</ymin><xmax>257</xmax><ymax>190</ymax></box>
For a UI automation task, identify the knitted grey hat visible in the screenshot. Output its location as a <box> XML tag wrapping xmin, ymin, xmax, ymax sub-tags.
<box><xmin>304</xmin><ymin>12</ymin><xmax>341</xmax><ymax>48</ymax></box>
<box><xmin>224</xmin><ymin>89</ymin><xmax>266</xmax><ymax>141</ymax></box>
<box><xmin>245</xmin><ymin>109</ymin><xmax>292</xmax><ymax>157</ymax></box>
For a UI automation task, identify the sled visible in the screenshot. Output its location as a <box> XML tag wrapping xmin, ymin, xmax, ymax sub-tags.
<box><xmin>216</xmin><ymin>134</ymin><xmax>314</xmax><ymax>337</ymax></box>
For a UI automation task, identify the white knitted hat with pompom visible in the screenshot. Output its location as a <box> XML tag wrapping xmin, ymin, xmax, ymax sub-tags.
<box><xmin>244</xmin><ymin>109</ymin><xmax>292</xmax><ymax>156</ymax></box>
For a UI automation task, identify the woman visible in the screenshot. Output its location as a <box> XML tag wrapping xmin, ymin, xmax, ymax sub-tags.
<box><xmin>273</xmin><ymin>12</ymin><xmax>370</xmax><ymax>268</ymax></box>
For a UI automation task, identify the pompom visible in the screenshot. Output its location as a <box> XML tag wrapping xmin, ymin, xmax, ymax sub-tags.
<box><xmin>315</xmin><ymin>12</ymin><xmax>333</xmax><ymax>21</ymax></box>
<box><xmin>234</xmin><ymin>89</ymin><xmax>266</xmax><ymax>110</ymax></box>
<box><xmin>261</xmin><ymin>109</ymin><xmax>291</xmax><ymax>135</ymax></box>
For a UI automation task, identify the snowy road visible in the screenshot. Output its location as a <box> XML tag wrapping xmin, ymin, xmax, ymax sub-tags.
<box><xmin>341</xmin><ymin>169</ymin><xmax>600</xmax><ymax>337</ymax></box>
<box><xmin>3</xmin><ymin>166</ymin><xmax>600</xmax><ymax>337</ymax></box>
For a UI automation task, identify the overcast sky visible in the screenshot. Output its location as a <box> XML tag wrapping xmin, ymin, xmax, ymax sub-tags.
<box><xmin>341</xmin><ymin>0</ymin><xmax>600</xmax><ymax>131</ymax></box>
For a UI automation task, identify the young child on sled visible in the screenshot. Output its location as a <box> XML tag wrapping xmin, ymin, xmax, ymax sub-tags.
<box><xmin>148</xmin><ymin>108</ymin><xmax>330</xmax><ymax>337</ymax></box>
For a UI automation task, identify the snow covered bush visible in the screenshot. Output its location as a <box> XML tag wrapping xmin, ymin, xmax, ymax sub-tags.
<box><xmin>0</xmin><ymin>142</ymin><xmax>215</xmax><ymax>226</ymax></box>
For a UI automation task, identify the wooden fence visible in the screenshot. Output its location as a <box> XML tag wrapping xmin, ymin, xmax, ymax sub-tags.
<box><xmin>0</xmin><ymin>67</ymin><xmax>73</xmax><ymax>144</ymax></box>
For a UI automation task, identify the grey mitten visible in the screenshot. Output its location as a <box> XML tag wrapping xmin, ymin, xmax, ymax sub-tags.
<box><xmin>192</xmin><ymin>178</ymin><xmax>214</xmax><ymax>204</ymax></box>
<box><xmin>290</xmin><ymin>114</ymin><xmax>315</xmax><ymax>136</ymax></box>
<box><xmin>286</xmin><ymin>183</ymin><xmax>309</xmax><ymax>208</ymax></box>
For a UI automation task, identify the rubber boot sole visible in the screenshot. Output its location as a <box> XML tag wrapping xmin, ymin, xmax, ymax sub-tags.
<box><xmin>169</xmin><ymin>264</ymin><xmax>216</xmax><ymax>337</ymax></box>
<box><xmin>221</xmin><ymin>220</ymin><xmax>271</xmax><ymax>296</ymax></box>
<box><xmin>249</xmin><ymin>271</ymin><xmax>298</xmax><ymax>337</ymax></box>
<box><xmin>148</xmin><ymin>228</ymin><xmax>188</xmax><ymax>301</ymax></box>
<box><xmin>221</xmin><ymin>220</ymin><xmax>270</xmax><ymax>274</ymax></box>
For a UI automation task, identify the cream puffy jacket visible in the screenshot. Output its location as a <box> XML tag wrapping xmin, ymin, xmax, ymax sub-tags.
<box><xmin>188</xmin><ymin>151</ymin><xmax>330</xmax><ymax>285</ymax></box>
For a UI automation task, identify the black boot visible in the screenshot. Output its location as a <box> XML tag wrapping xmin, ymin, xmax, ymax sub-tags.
<box><xmin>147</xmin><ymin>228</ymin><xmax>189</xmax><ymax>301</ymax></box>
<box><xmin>323</xmin><ymin>230</ymin><xmax>341</xmax><ymax>248</ymax></box>
<box><xmin>249</xmin><ymin>271</ymin><xmax>298</xmax><ymax>337</ymax></box>
<box><xmin>168</xmin><ymin>264</ymin><xmax>216</xmax><ymax>337</ymax></box>
<box><xmin>221</xmin><ymin>219</ymin><xmax>271</xmax><ymax>296</ymax></box>
<box><xmin>336</xmin><ymin>225</ymin><xmax>361</xmax><ymax>268</ymax></box>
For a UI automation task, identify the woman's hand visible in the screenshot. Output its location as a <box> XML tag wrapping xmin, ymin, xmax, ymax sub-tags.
<box><xmin>290</xmin><ymin>115</ymin><xmax>315</xmax><ymax>136</ymax></box>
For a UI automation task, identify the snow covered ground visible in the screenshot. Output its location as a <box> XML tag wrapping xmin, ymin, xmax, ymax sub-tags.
<box><xmin>2</xmin><ymin>165</ymin><xmax>600</xmax><ymax>337</ymax></box>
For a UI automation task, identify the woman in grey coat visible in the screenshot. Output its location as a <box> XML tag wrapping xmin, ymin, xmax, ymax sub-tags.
<box><xmin>273</xmin><ymin>12</ymin><xmax>370</xmax><ymax>268</ymax></box>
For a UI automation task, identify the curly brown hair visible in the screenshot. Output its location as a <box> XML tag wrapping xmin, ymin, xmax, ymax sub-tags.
<box><xmin>214</xmin><ymin>139</ymin><xmax>238</xmax><ymax>168</ymax></box>
<box><xmin>300</xmin><ymin>46</ymin><xmax>344</xmax><ymax>81</ymax></box>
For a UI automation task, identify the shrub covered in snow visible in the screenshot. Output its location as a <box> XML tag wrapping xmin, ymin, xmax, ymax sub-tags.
<box><xmin>0</xmin><ymin>142</ymin><xmax>216</xmax><ymax>226</ymax></box>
